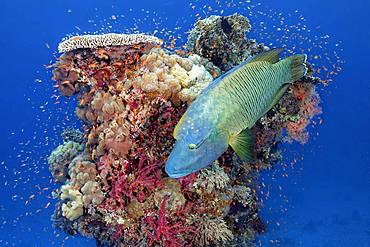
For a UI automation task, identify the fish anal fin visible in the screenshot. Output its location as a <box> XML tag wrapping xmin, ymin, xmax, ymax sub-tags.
<box><xmin>229</xmin><ymin>128</ymin><xmax>256</xmax><ymax>163</ymax></box>
<box><xmin>249</xmin><ymin>48</ymin><xmax>283</xmax><ymax>64</ymax></box>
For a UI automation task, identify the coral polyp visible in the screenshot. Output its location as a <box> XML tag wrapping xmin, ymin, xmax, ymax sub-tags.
<box><xmin>49</xmin><ymin>14</ymin><xmax>324</xmax><ymax>246</ymax></box>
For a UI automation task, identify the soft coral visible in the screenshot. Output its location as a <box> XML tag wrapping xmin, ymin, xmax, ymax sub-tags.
<box><xmin>144</xmin><ymin>197</ymin><xmax>194</xmax><ymax>247</ymax></box>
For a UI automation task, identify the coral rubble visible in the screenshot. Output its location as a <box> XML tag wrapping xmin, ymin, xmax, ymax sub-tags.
<box><xmin>48</xmin><ymin>14</ymin><xmax>323</xmax><ymax>247</ymax></box>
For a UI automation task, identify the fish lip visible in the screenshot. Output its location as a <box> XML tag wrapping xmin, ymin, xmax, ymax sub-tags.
<box><xmin>165</xmin><ymin>166</ymin><xmax>192</xmax><ymax>179</ymax></box>
<box><xmin>168</xmin><ymin>171</ymin><xmax>190</xmax><ymax>179</ymax></box>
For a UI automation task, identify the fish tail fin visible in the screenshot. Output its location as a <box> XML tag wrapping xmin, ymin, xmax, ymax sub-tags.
<box><xmin>286</xmin><ymin>54</ymin><xmax>308</xmax><ymax>82</ymax></box>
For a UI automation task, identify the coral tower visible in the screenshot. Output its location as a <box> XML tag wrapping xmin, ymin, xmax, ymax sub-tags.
<box><xmin>49</xmin><ymin>14</ymin><xmax>322</xmax><ymax>246</ymax></box>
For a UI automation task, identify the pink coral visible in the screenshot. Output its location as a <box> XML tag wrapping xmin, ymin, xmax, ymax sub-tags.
<box><xmin>143</xmin><ymin>197</ymin><xmax>194</xmax><ymax>247</ymax></box>
<box><xmin>286</xmin><ymin>118</ymin><xmax>310</xmax><ymax>144</ymax></box>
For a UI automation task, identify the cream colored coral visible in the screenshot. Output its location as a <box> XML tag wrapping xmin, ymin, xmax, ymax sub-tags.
<box><xmin>178</xmin><ymin>64</ymin><xmax>213</xmax><ymax>102</ymax></box>
<box><xmin>129</xmin><ymin>48</ymin><xmax>213</xmax><ymax>102</ymax></box>
<box><xmin>170</xmin><ymin>64</ymin><xmax>190</xmax><ymax>87</ymax></box>
<box><xmin>58</xmin><ymin>33</ymin><xmax>162</xmax><ymax>53</ymax></box>
<box><xmin>60</xmin><ymin>184</ymin><xmax>84</xmax><ymax>220</ymax></box>
<box><xmin>68</xmin><ymin>156</ymin><xmax>98</xmax><ymax>188</ymax></box>
<box><xmin>91</xmin><ymin>92</ymin><xmax>126</xmax><ymax>122</ymax></box>
<box><xmin>81</xmin><ymin>181</ymin><xmax>104</xmax><ymax>206</ymax></box>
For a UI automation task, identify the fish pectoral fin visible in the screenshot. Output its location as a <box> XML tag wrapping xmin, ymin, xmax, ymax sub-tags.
<box><xmin>173</xmin><ymin>115</ymin><xmax>186</xmax><ymax>139</ymax></box>
<box><xmin>229</xmin><ymin>128</ymin><xmax>256</xmax><ymax>163</ymax></box>
<box><xmin>259</xmin><ymin>83</ymin><xmax>291</xmax><ymax>118</ymax></box>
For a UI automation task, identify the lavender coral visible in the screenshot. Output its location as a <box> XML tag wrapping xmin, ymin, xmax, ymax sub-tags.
<box><xmin>48</xmin><ymin>13</ymin><xmax>325</xmax><ymax>247</ymax></box>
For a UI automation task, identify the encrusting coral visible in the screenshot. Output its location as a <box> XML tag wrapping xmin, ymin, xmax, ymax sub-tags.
<box><xmin>48</xmin><ymin>14</ymin><xmax>325</xmax><ymax>247</ymax></box>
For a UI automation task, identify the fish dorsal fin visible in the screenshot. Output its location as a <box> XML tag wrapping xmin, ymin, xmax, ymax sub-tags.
<box><xmin>196</xmin><ymin>49</ymin><xmax>282</xmax><ymax>99</ymax></box>
<box><xmin>248</xmin><ymin>48</ymin><xmax>283</xmax><ymax>64</ymax></box>
<box><xmin>229</xmin><ymin>128</ymin><xmax>256</xmax><ymax>163</ymax></box>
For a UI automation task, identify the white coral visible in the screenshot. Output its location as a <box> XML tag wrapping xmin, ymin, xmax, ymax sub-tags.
<box><xmin>60</xmin><ymin>185</ymin><xmax>84</xmax><ymax>220</ymax></box>
<box><xmin>178</xmin><ymin>64</ymin><xmax>213</xmax><ymax>102</ymax></box>
<box><xmin>58</xmin><ymin>33</ymin><xmax>162</xmax><ymax>53</ymax></box>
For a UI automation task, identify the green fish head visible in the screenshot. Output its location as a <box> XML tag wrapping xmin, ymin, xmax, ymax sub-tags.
<box><xmin>165</xmin><ymin>131</ymin><xmax>228</xmax><ymax>178</ymax></box>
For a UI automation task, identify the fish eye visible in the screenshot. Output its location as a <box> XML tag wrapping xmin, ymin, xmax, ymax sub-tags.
<box><xmin>188</xmin><ymin>143</ymin><xmax>196</xmax><ymax>150</ymax></box>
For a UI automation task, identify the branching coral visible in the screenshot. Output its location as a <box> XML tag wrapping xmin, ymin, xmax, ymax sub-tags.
<box><xmin>142</xmin><ymin>197</ymin><xmax>194</xmax><ymax>247</ymax></box>
<box><xmin>192</xmin><ymin>161</ymin><xmax>230</xmax><ymax>193</ymax></box>
<box><xmin>193</xmin><ymin>215</ymin><xmax>233</xmax><ymax>246</ymax></box>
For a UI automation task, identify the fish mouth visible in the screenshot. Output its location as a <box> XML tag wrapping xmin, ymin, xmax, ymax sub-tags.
<box><xmin>165</xmin><ymin>165</ymin><xmax>192</xmax><ymax>179</ymax></box>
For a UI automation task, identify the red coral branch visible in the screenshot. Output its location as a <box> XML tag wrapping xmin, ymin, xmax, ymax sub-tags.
<box><xmin>144</xmin><ymin>197</ymin><xmax>194</xmax><ymax>247</ymax></box>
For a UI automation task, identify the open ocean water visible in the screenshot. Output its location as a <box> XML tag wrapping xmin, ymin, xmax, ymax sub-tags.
<box><xmin>0</xmin><ymin>0</ymin><xmax>369</xmax><ymax>246</ymax></box>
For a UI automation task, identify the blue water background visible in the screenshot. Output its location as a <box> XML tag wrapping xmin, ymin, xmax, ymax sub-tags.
<box><xmin>0</xmin><ymin>0</ymin><xmax>369</xmax><ymax>246</ymax></box>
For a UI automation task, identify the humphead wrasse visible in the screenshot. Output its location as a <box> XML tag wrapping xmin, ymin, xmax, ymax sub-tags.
<box><xmin>165</xmin><ymin>49</ymin><xmax>307</xmax><ymax>178</ymax></box>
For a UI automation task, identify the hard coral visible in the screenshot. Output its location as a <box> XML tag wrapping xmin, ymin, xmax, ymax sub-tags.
<box><xmin>187</xmin><ymin>14</ymin><xmax>267</xmax><ymax>71</ymax></box>
<box><xmin>192</xmin><ymin>161</ymin><xmax>230</xmax><ymax>193</ymax></box>
<box><xmin>58</xmin><ymin>33</ymin><xmax>162</xmax><ymax>53</ymax></box>
<box><xmin>48</xmin><ymin>141</ymin><xmax>83</xmax><ymax>183</ymax></box>
<box><xmin>60</xmin><ymin>184</ymin><xmax>84</xmax><ymax>221</ymax></box>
